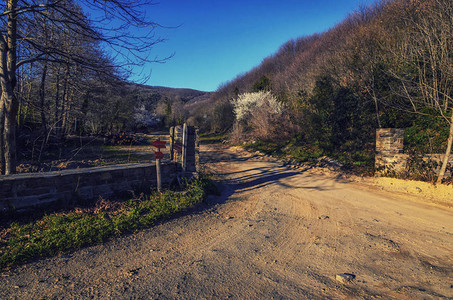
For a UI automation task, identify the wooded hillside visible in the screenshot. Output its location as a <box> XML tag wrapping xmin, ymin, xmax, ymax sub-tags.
<box><xmin>193</xmin><ymin>0</ymin><xmax>452</xmax><ymax>183</ymax></box>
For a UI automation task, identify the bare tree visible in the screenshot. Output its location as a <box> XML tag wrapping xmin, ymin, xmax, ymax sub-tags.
<box><xmin>0</xmin><ymin>0</ymin><xmax>166</xmax><ymax>174</ymax></box>
<box><xmin>383</xmin><ymin>0</ymin><xmax>453</xmax><ymax>183</ymax></box>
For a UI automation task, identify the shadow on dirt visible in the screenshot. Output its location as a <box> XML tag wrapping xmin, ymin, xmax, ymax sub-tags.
<box><xmin>201</xmin><ymin>146</ymin><xmax>351</xmax><ymax>198</ymax></box>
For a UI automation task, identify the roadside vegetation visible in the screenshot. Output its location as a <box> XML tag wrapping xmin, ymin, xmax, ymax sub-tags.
<box><xmin>199</xmin><ymin>133</ymin><xmax>228</xmax><ymax>145</ymax></box>
<box><xmin>0</xmin><ymin>174</ymin><xmax>218</xmax><ymax>270</ymax></box>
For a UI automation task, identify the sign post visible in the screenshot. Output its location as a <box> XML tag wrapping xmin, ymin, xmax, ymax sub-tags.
<box><xmin>152</xmin><ymin>140</ymin><xmax>166</xmax><ymax>192</ymax></box>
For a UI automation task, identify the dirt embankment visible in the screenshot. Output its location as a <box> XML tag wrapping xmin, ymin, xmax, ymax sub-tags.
<box><xmin>368</xmin><ymin>176</ymin><xmax>453</xmax><ymax>208</ymax></box>
<box><xmin>1</xmin><ymin>144</ymin><xmax>452</xmax><ymax>299</ymax></box>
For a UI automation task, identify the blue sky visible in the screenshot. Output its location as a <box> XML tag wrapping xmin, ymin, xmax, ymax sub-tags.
<box><xmin>132</xmin><ymin>0</ymin><xmax>376</xmax><ymax>91</ymax></box>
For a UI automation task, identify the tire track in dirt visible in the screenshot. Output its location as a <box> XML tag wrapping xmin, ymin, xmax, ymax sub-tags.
<box><xmin>1</xmin><ymin>144</ymin><xmax>452</xmax><ymax>299</ymax></box>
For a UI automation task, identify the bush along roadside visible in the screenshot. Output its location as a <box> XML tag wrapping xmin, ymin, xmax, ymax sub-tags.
<box><xmin>0</xmin><ymin>174</ymin><xmax>217</xmax><ymax>270</ymax></box>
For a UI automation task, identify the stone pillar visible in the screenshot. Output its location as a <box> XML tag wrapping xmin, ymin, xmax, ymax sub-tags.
<box><xmin>375</xmin><ymin>128</ymin><xmax>408</xmax><ymax>174</ymax></box>
<box><xmin>183</xmin><ymin>125</ymin><xmax>197</xmax><ymax>173</ymax></box>
<box><xmin>173</xmin><ymin>125</ymin><xmax>184</xmax><ymax>164</ymax></box>
<box><xmin>171</xmin><ymin>124</ymin><xmax>198</xmax><ymax>175</ymax></box>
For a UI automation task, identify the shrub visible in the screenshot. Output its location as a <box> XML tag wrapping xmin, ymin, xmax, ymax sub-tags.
<box><xmin>231</xmin><ymin>91</ymin><xmax>297</xmax><ymax>142</ymax></box>
<box><xmin>232</xmin><ymin>91</ymin><xmax>281</xmax><ymax>122</ymax></box>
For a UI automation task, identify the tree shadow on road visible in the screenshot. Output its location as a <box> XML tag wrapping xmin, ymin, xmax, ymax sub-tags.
<box><xmin>200</xmin><ymin>147</ymin><xmax>353</xmax><ymax>208</ymax></box>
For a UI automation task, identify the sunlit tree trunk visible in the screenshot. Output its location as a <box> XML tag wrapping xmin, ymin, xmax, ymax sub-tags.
<box><xmin>437</xmin><ymin>112</ymin><xmax>453</xmax><ymax>184</ymax></box>
<box><xmin>0</xmin><ymin>95</ymin><xmax>5</xmax><ymax>175</ymax></box>
<box><xmin>0</xmin><ymin>0</ymin><xmax>18</xmax><ymax>174</ymax></box>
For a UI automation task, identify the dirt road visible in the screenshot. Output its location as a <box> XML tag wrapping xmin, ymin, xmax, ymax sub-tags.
<box><xmin>1</xmin><ymin>144</ymin><xmax>452</xmax><ymax>299</ymax></box>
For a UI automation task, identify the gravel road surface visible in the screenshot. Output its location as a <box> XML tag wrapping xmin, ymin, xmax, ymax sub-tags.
<box><xmin>1</xmin><ymin>144</ymin><xmax>452</xmax><ymax>299</ymax></box>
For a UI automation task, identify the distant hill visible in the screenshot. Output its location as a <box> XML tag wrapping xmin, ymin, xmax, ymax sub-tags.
<box><xmin>121</xmin><ymin>83</ymin><xmax>213</xmax><ymax>128</ymax></box>
<box><xmin>126</xmin><ymin>83</ymin><xmax>212</xmax><ymax>107</ymax></box>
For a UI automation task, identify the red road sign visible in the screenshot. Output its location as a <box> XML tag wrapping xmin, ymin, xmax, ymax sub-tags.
<box><xmin>173</xmin><ymin>143</ymin><xmax>182</xmax><ymax>152</ymax></box>
<box><xmin>155</xmin><ymin>151</ymin><xmax>164</xmax><ymax>160</ymax></box>
<box><xmin>152</xmin><ymin>140</ymin><xmax>166</xmax><ymax>149</ymax></box>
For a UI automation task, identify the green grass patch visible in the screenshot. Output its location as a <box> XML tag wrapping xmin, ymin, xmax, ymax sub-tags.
<box><xmin>246</xmin><ymin>141</ymin><xmax>281</xmax><ymax>155</ymax></box>
<box><xmin>284</xmin><ymin>145</ymin><xmax>324</xmax><ymax>163</ymax></box>
<box><xmin>0</xmin><ymin>175</ymin><xmax>215</xmax><ymax>270</ymax></box>
<box><xmin>199</xmin><ymin>133</ymin><xmax>228</xmax><ymax>144</ymax></box>
<box><xmin>245</xmin><ymin>140</ymin><xmax>323</xmax><ymax>163</ymax></box>
<box><xmin>96</xmin><ymin>145</ymin><xmax>152</xmax><ymax>163</ymax></box>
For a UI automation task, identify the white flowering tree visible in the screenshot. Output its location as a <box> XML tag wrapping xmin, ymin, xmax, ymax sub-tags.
<box><xmin>232</xmin><ymin>91</ymin><xmax>281</xmax><ymax>122</ymax></box>
<box><xmin>134</xmin><ymin>105</ymin><xmax>161</xmax><ymax>128</ymax></box>
<box><xmin>232</xmin><ymin>91</ymin><xmax>291</xmax><ymax>141</ymax></box>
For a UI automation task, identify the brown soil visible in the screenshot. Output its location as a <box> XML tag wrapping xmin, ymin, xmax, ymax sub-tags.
<box><xmin>1</xmin><ymin>144</ymin><xmax>452</xmax><ymax>299</ymax></box>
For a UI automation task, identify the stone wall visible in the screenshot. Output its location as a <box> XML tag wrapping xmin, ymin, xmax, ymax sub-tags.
<box><xmin>375</xmin><ymin>128</ymin><xmax>408</xmax><ymax>174</ymax></box>
<box><xmin>421</xmin><ymin>154</ymin><xmax>453</xmax><ymax>176</ymax></box>
<box><xmin>0</xmin><ymin>125</ymin><xmax>199</xmax><ymax>214</ymax></box>
<box><xmin>0</xmin><ymin>162</ymin><xmax>177</xmax><ymax>213</ymax></box>
<box><xmin>375</xmin><ymin>128</ymin><xmax>453</xmax><ymax>176</ymax></box>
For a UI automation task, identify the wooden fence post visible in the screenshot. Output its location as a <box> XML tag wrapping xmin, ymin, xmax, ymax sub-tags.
<box><xmin>151</xmin><ymin>140</ymin><xmax>166</xmax><ymax>192</ymax></box>
<box><xmin>169</xmin><ymin>126</ymin><xmax>175</xmax><ymax>161</ymax></box>
<box><xmin>156</xmin><ymin>157</ymin><xmax>161</xmax><ymax>192</ymax></box>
